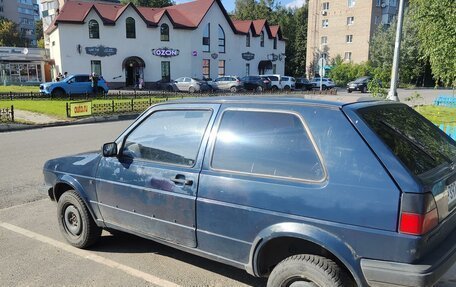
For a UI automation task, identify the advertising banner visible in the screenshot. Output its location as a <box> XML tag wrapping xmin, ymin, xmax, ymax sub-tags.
<box><xmin>69</xmin><ymin>101</ymin><xmax>92</xmax><ymax>117</ymax></box>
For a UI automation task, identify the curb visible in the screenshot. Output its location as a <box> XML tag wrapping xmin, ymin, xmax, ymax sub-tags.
<box><xmin>0</xmin><ymin>113</ymin><xmax>139</xmax><ymax>133</ymax></box>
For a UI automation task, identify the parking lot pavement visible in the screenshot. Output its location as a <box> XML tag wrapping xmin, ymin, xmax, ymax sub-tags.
<box><xmin>0</xmin><ymin>199</ymin><xmax>266</xmax><ymax>287</ymax></box>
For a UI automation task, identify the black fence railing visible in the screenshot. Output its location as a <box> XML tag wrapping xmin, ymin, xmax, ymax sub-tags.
<box><xmin>0</xmin><ymin>88</ymin><xmax>337</xmax><ymax>101</ymax></box>
<box><xmin>0</xmin><ymin>105</ymin><xmax>14</xmax><ymax>122</ymax></box>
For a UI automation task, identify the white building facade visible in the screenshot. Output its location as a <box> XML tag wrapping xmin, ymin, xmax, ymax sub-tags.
<box><xmin>47</xmin><ymin>0</ymin><xmax>285</xmax><ymax>88</ymax></box>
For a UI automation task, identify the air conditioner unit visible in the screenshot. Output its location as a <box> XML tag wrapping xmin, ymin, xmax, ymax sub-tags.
<box><xmin>321</xmin><ymin>10</ymin><xmax>327</xmax><ymax>16</ymax></box>
<box><xmin>381</xmin><ymin>2</ymin><xmax>387</xmax><ymax>8</ymax></box>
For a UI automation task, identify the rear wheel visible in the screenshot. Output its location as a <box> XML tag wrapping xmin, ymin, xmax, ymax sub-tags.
<box><xmin>189</xmin><ymin>86</ymin><xmax>195</xmax><ymax>93</ymax></box>
<box><xmin>284</xmin><ymin>85</ymin><xmax>291</xmax><ymax>91</ymax></box>
<box><xmin>256</xmin><ymin>85</ymin><xmax>264</xmax><ymax>92</ymax></box>
<box><xmin>362</xmin><ymin>86</ymin><xmax>367</xmax><ymax>93</ymax></box>
<box><xmin>96</xmin><ymin>87</ymin><xmax>105</xmax><ymax>96</ymax></box>
<box><xmin>57</xmin><ymin>190</ymin><xmax>101</xmax><ymax>248</ymax></box>
<box><xmin>347</xmin><ymin>89</ymin><xmax>352</xmax><ymax>93</ymax></box>
<box><xmin>267</xmin><ymin>255</ymin><xmax>350</xmax><ymax>287</ymax></box>
<box><xmin>230</xmin><ymin>86</ymin><xmax>238</xmax><ymax>93</ymax></box>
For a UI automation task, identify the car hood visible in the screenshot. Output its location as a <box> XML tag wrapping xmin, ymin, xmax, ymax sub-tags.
<box><xmin>43</xmin><ymin>151</ymin><xmax>102</xmax><ymax>178</ymax></box>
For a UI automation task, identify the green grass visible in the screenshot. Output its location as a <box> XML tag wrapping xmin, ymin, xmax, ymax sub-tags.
<box><xmin>0</xmin><ymin>85</ymin><xmax>40</xmax><ymax>93</ymax></box>
<box><xmin>415</xmin><ymin>106</ymin><xmax>456</xmax><ymax>125</ymax></box>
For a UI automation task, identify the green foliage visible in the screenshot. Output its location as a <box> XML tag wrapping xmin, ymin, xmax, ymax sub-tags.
<box><xmin>367</xmin><ymin>76</ymin><xmax>387</xmax><ymax>99</ymax></box>
<box><xmin>120</xmin><ymin>0</ymin><xmax>174</xmax><ymax>7</ymax></box>
<box><xmin>0</xmin><ymin>17</ymin><xmax>27</xmax><ymax>47</ymax></box>
<box><xmin>328</xmin><ymin>62</ymin><xmax>371</xmax><ymax>86</ymax></box>
<box><xmin>35</xmin><ymin>19</ymin><xmax>44</xmax><ymax>47</ymax></box>
<box><xmin>369</xmin><ymin>9</ymin><xmax>424</xmax><ymax>87</ymax></box>
<box><xmin>410</xmin><ymin>0</ymin><xmax>456</xmax><ymax>87</ymax></box>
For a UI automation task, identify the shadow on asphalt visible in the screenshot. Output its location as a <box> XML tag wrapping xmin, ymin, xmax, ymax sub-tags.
<box><xmin>91</xmin><ymin>232</ymin><xmax>267</xmax><ymax>287</ymax></box>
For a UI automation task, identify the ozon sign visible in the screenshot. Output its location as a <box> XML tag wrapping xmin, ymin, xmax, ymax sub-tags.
<box><xmin>152</xmin><ymin>48</ymin><xmax>180</xmax><ymax>57</ymax></box>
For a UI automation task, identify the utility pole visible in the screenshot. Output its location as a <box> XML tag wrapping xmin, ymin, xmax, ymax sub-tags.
<box><xmin>387</xmin><ymin>0</ymin><xmax>406</xmax><ymax>101</ymax></box>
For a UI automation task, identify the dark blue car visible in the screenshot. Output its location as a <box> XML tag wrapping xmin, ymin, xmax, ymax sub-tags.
<box><xmin>42</xmin><ymin>97</ymin><xmax>456</xmax><ymax>287</ymax></box>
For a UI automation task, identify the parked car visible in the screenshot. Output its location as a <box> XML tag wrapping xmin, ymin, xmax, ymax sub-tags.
<box><xmin>212</xmin><ymin>76</ymin><xmax>242</xmax><ymax>92</ymax></box>
<box><xmin>262</xmin><ymin>74</ymin><xmax>283</xmax><ymax>90</ymax></box>
<box><xmin>240</xmin><ymin>75</ymin><xmax>271</xmax><ymax>92</ymax></box>
<box><xmin>39</xmin><ymin>74</ymin><xmax>109</xmax><ymax>97</ymax></box>
<box><xmin>168</xmin><ymin>77</ymin><xmax>211</xmax><ymax>93</ymax></box>
<box><xmin>347</xmin><ymin>76</ymin><xmax>372</xmax><ymax>93</ymax></box>
<box><xmin>310</xmin><ymin>77</ymin><xmax>336</xmax><ymax>90</ymax></box>
<box><xmin>152</xmin><ymin>78</ymin><xmax>174</xmax><ymax>90</ymax></box>
<box><xmin>281</xmin><ymin>76</ymin><xmax>296</xmax><ymax>91</ymax></box>
<box><xmin>42</xmin><ymin>97</ymin><xmax>456</xmax><ymax>287</ymax></box>
<box><xmin>295</xmin><ymin>77</ymin><xmax>314</xmax><ymax>91</ymax></box>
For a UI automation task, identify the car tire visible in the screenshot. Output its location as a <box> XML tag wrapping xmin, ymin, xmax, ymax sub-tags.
<box><xmin>362</xmin><ymin>86</ymin><xmax>367</xmax><ymax>93</ymax></box>
<box><xmin>284</xmin><ymin>85</ymin><xmax>291</xmax><ymax>91</ymax></box>
<box><xmin>189</xmin><ymin>86</ymin><xmax>195</xmax><ymax>93</ymax></box>
<box><xmin>57</xmin><ymin>190</ymin><xmax>101</xmax><ymax>249</ymax></box>
<box><xmin>97</xmin><ymin>87</ymin><xmax>105</xmax><ymax>96</ymax></box>
<box><xmin>267</xmin><ymin>254</ymin><xmax>351</xmax><ymax>287</ymax></box>
<box><xmin>256</xmin><ymin>86</ymin><xmax>264</xmax><ymax>93</ymax></box>
<box><xmin>347</xmin><ymin>89</ymin><xmax>352</xmax><ymax>93</ymax></box>
<box><xmin>51</xmin><ymin>88</ymin><xmax>65</xmax><ymax>98</ymax></box>
<box><xmin>271</xmin><ymin>86</ymin><xmax>278</xmax><ymax>92</ymax></box>
<box><xmin>230</xmin><ymin>86</ymin><xmax>238</xmax><ymax>93</ymax></box>
<box><xmin>322</xmin><ymin>85</ymin><xmax>327</xmax><ymax>90</ymax></box>
<box><xmin>167</xmin><ymin>86</ymin><xmax>174</xmax><ymax>92</ymax></box>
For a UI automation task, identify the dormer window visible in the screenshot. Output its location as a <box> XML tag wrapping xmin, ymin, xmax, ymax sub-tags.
<box><xmin>126</xmin><ymin>17</ymin><xmax>135</xmax><ymax>38</ymax></box>
<box><xmin>88</xmin><ymin>19</ymin><xmax>99</xmax><ymax>39</ymax></box>
<box><xmin>161</xmin><ymin>23</ymin><xmax>169</xmax><ymax>41</ymax></box>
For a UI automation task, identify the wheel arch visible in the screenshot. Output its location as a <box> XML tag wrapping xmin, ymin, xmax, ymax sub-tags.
<box><xmin>53</xmin><ymin>175</ymin><xmax>100</xmax><ymax>226</ymax></box>
<box><xmin>248</xmin><ymin>222</ymin><xmax>363</xmax><ymax>286</ymax></box>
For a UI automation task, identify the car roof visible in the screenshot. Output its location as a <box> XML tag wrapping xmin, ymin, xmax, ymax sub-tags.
<box><xmin>155</xmin><ymin>95</ymin><xmax>387</xmax><ymax>108</ymax></box>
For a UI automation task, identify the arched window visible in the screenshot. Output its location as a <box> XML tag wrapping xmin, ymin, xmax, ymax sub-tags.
<box><xmin>202</xmin><ymin>23</ymin><xmax>210</xmax><ymax>52</ymax></box>
<box><xmin>160</xmin><ymin>23</ymin><xmax>169</xmax><ymax>41</ymax></box>
<box><xmin>260</xmin><ymin>31</ymin><xmax>264</xmax><ymax>47</ymax></box>
<box><xmin>218</xmin><ymin>25</ymin><xmax>225</xmax><ymax>53</ymax></box>
<box><xmin>246</xmin><ymin>32</ymin><xmax>250</xmax><ymax>47</ymax></box>
<box><xmin>88</xmin><ymin>20</ymin><xmax>99</xmax><ymax>39</ymax></box>
<box><xmin>126</xmin><ymin>17</ymin><xmax>136</xmax><ymax>38</ymax></box>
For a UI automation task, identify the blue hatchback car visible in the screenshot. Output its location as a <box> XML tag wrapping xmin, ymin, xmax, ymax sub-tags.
<box><xmin>39</xmin><ymin>74</ymin><xmax>109</xmax><ymax>97</ymax></box>
<box><xmin>42</xmin><ymin>97</ymin><xmax>456</xmax><ymax>287</ymax></box>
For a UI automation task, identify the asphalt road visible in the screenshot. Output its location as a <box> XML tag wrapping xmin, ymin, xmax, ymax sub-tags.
<box><xmin>0</xmin><ymin>121</ymin><xmax>455</xmax><ymax>286</ymax></box>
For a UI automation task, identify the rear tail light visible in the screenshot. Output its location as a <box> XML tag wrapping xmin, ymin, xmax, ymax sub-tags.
<box><xmin>399</xmin><ymin>193</ymin><xmax>439</xmax><ymax>235</ymax></box>
<box><xmin>263</xmin><ymin>80</ymin><xmax>270</xmax><ymax>84</ymax></box>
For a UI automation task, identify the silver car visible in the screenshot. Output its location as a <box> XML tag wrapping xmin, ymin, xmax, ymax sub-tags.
<box><xmin>170</xmin><ymin>77</ymin><xmax>210</xmax><ymax>93</ymax></box>
<box><xmin>212</xmin><ymin>76</ymin><xmax>242</xmax><ymax>92</ymax></box>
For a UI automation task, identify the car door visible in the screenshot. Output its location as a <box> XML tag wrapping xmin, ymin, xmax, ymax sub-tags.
<box><xmin>95</xmin><ymin>103</ymin><xmax>220</xmax><ymax>247</ymax></box>
<box><xmin>174</xmin><ymin>77</ymin><xmax>185</xmax><ymax>91</ymax></box>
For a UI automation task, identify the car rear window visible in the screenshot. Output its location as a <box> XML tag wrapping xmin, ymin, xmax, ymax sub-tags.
<box><xmin>211</xmin><ymin>110</ymin><xmax>325</xmax><ymax>181</ymax></box>
<box><xmin>358</xmin><ymin>105</ymin><xmax>456</xmax><ymax>175</ymax></box>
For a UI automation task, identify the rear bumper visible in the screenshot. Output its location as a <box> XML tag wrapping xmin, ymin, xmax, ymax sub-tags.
<box><xmin>361</xmin><ymin>229</ymin><xmax>456</xmax><ymax>287</ymax></box>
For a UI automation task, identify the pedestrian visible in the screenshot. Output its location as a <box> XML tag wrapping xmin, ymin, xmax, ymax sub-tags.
<box><xmin>139</xmin><ymin>77</ymin><xmax>144</xmax><ymax>90</ymax></box>
<box><xmin>56</xmin><ymin>72</ymin><xmax>62</xmax><ymax>81</ymax></box>
<box><xmin>90</xmin><ymin>72</ymin><xmax>99</xmax><ymax>95</ymax></box>
<box><xmin>63</xmin><ymin>72</ymin><xmax>68</xmax><ymax>78</ymax></box>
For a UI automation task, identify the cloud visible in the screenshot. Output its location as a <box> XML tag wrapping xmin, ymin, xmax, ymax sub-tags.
<box><xmin>285</xmin><ymin>0</ymin><xmax>307</xmax><ymax>9</ymax></box>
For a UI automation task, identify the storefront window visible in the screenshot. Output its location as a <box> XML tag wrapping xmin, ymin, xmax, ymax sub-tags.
<box><xmin>91</xmin><ymin>60</ymin><xmax>102</xmax><ymax>76</ymax></box>
<box><xmin>218</xmin><ymin>25</ymin><xmax>225</xmax><ymax>53</ymax></box>
<box><xmin>218</xmin><ymin>60</ymin><xmax>225</xmax><ymax>76</ymax></box>
<box><xmin>202</xmin><ymin>23</ymin><xmax>210</xmax><ymax>52</ymax></box>
<box><xmin>203</xmin><ymin>59</ymin><xmax>210</xmax><ymax>78</ymax></box>
<box><xmin>0</xmin><ymin>63</ymin><xmax>42</xmax><ymax>84</ymax></box>
<box><xmin>126</xmin><ymin>17</ymin><xmax>136</xmax><ymax>38</ymax></box>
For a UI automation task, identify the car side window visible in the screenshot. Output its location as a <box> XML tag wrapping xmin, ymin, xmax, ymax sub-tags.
<box><xmin>122</xmin><ymin>110</ymin><xmax>212</xmax><ymax>166</ymax></box>
<box><xmin>212</xmin><ymin>110</ymin><xmax>324</xmax><ymax>181</ymax></box>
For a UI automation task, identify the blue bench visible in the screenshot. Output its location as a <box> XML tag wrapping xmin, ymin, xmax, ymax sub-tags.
<box><xmin>434</xmin><ymin>96</ymin><xmax>456</xmax><ymax>107</ymax></box>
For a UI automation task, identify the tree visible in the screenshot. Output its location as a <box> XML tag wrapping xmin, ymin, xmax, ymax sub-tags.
<box><xmin>0</xmin><ymin>17</ymin><xmax>26</xmax><ymax>47</ymax></box>
<box><xmin>35</xmin><ymin>19</ymin><xmax>44</xmax><ymax>48</ymax></box>
<box><xmin>410</xmin><ymin>0</ymin><xmax>456</xmax><ymax>87</ymax></box>
<box><xmin>120</xmin><ymin>0</ymin><xmax>173</xmax><ymax>8</ymax></box>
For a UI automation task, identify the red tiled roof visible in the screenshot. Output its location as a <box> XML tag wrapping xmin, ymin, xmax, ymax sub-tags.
<box><xmin>48</xmin><ymin>0</ymin><xmax>282</xmax><ymax>39</ymax></box>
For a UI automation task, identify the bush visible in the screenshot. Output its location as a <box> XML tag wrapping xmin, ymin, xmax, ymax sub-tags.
<box><xmin>329</xmin><ymin>62</ymin><xmax>372</xmax><ymax>86</ymax></box>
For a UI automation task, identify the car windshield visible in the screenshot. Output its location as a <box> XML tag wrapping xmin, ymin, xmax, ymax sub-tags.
<box><xmin>358</xmin><ymin>105</ymin><xmax>456</xmax><ymax>175</ymax></box>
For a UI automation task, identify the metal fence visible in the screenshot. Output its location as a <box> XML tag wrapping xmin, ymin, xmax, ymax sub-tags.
<box><xmin>0</xmin><ymin>105</ymin><xmax>14</xmax><ymax>122</ymax></box>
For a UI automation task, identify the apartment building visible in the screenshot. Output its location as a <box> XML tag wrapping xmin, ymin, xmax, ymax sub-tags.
<box><xmin>0</xmin><ymin>0</ymin><xmax>40</xmax><ymax>46</ymax></box>
<box><xmin>306</xmin><ymin>0</ymin><xmax>398</xmax><ymax>77</ymax></box>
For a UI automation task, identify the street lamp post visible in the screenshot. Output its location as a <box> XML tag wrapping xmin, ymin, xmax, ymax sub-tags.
<box><xmin>387</xmin><ymin>0</ymin><xmax>406</xmax><ymax>101</ymax></box>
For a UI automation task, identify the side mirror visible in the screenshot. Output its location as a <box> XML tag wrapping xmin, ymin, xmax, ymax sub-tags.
<box><xmin>102</xmin><ymin>142</ymin><xmax>118</xmax><ymax>157</ymax></box>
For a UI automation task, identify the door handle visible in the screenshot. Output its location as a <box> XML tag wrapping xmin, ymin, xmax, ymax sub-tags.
<box><xmin>170</xmin><ymin>177</ymin><xmax>193</xmax><ymax>186</ymax></box>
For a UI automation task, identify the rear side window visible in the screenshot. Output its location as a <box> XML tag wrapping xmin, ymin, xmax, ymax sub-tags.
<box><xmin>358</xmin><ymin>105</ymin><xmax>456</xmax><ymax>175</ymax></box>
<box><xmin>268</xmin><ymin>76</ymin><xmax>279</xmax><ymax>81</ymax></box>
<box><xmin>211</xmin><ymin>110</ymin><xmax>325</xmax><ymax>181</ymax></box>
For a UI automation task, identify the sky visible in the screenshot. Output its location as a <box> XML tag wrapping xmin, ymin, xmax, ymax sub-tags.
<box><xmin>174</xmin><ymin>0</ymin><xmax>306</xmax><ymax>14</ymax></box>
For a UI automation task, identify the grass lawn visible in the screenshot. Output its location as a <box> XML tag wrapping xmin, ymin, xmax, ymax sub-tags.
<box><xmin>415</xmin><ymin>106</ymin><xmax>456</xmax><ymax>125</ymax></box>
<box><xmin>0</xmin><ymin>85</ymin><xmax>40</xmax><ymax>93</ymax></box>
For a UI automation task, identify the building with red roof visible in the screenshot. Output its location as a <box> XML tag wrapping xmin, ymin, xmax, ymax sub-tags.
<box><xmin>46</xmin><ymin>0</ymin><xmax>285</xmax><ymax>88</ymax></box>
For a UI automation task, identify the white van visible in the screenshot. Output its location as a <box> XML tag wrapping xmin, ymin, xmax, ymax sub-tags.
<box><xmin>262</xmin><ymin>74</ymin><xmax>283</xmax><ymax>90</ymax></box>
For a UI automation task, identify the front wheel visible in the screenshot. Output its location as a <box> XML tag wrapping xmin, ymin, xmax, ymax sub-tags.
<box><xmin>189</xmin><ymin>86</ymin><xmax>195</xmax><ymax>93</ymax></box>
<box><xmin>267</xmin><ymin>255</ymin><xmax>350</xmax><ymax>287</ymax></box>
<box><xmin>51</xmin><ymin>88</ymin><xmax>65</xmax><ymax>98</ymax></box>
<box><xmin>230</xmin><ymin>86</ymin><xmax>238</xmax><ymax>93</ymax></box>
<box><xmin>362</xmin><ymin>86</ymin><xmax>367</xmax><ymax>93</ymax></box>
<box><xmin>57</xmin><ymin>190</ymin><xmax>101</xmax><ymax>248</ymax></box>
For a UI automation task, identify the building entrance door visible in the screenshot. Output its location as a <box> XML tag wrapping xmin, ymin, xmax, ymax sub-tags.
<box><xmin>122</xmin><ymin>56</ymin><xmax>145</xmax><ymax>87</ymax></box>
